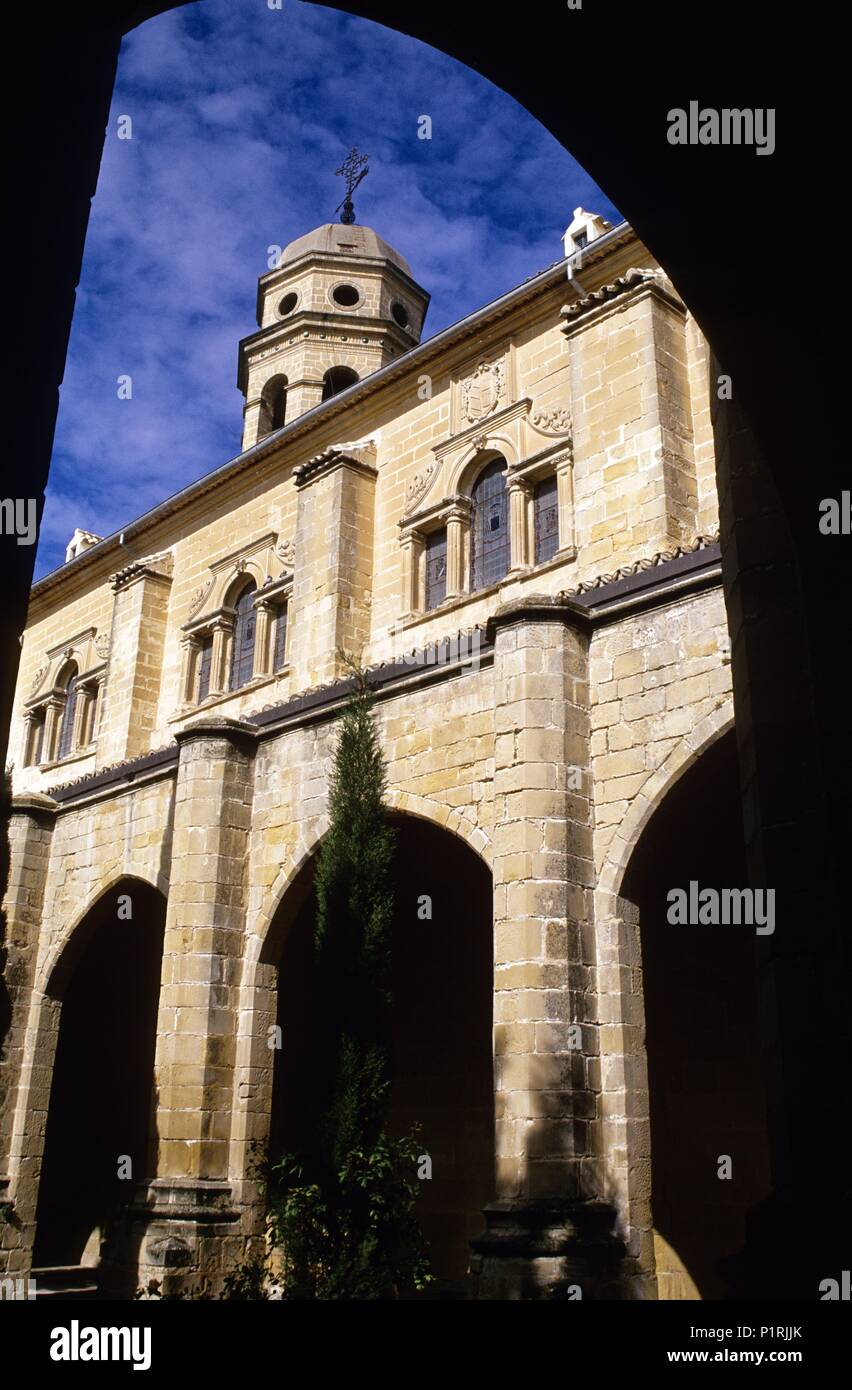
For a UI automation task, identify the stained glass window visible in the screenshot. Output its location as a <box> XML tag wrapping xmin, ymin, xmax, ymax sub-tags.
<box><xmin>425</xmin><ymin>530</ymin><xmax>447</xmax><ymax>610</ymax></box>
<box><xmin>471</xmin><ymin>459</ymin><xmax>509</xmax><ymax>591</ymax></box>
<box><xmin>197</xmin><ymin>636</ymin><xmax>213</xmax><ymax>701</ymax></box>
<box><xmin>534</xmin><ymin>475</ymin><xmax>559</xmax><ymax>565</ymax></box>
<box><xmin>273</xmin><ymin>604</ymin><xmax>288</xmax><ymax>671</ymax></box>
<box><xmin>57</xmin><ymin>669</ymin><xmax>78</xmax><ymax>760</ymax></box>
<box><xmin>229</xmin><ymin>583</ymin><xmax>257</xmax><ymax>690</ymax></box>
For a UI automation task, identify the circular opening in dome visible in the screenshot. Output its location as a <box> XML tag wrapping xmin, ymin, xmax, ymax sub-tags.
<box><xmin>332</xmin><ymin>283</ymin><xmax>360</xmax><ymax>308</ymax></box>
<box><xmin>278</xmin><ymin>292</ymin><xmax>298</xmax><ymax>316</ymax></box>
<box><xmin>391</xmin><ymin>301</ymin><xmax>410</xmax><ymax>328</ymax></box>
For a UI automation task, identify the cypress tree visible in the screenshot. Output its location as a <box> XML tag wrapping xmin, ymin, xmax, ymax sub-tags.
<box><xmin>267</xmin><ymin>667</ymin><xmax>432</xmax><ymax>1299</ymax></box>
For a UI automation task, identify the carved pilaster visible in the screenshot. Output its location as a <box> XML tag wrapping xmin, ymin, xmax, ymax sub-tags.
<box><xmin>556</xmin><ymin>456</ymin><xmax>576</xmax><ymax>555</ymax></box>
<box><xmin>400</xmin><ymin>530</ymin><xmax>425</xmax><ymax>615</ymax></box>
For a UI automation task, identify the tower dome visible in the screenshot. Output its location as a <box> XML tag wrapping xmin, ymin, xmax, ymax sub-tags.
<box><xmin>279</xmin><ymin>222</ymin><xmax>414</xmax><ymax>278</ymax></box>
<box><xmin>237</xmin><ymin>221</ymin><xmax>430</xmax><ymax>449</ymax></box>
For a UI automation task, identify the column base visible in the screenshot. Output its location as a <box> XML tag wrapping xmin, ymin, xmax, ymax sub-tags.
<box><xmin>99</xmin><ymin>1179</ymin><xmax>255</xmax><ymax>1299</ymax></box>
<box><xmin>469</xmin><ymin>1199</ymin><xmax>653</xmax><ymax>1300</ymax></box>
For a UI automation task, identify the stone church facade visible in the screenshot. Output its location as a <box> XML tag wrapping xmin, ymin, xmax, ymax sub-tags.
<box><xmin>1</xmin><ymin>207</ymin><xmax>765</xmax><ymax>1300</ymax></box>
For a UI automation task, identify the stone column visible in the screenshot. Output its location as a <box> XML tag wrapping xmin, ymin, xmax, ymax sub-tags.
<box><xmin>565</xmin><ymin>276</ymin><xmax>697</xmax><ymax>556</ymax></box>
<box><xmin>126</xmin><ymin>718</ymin><xmax>256</xmax><ymax>1296</ymax></box>
<box><xmin>0</xmin><ymin>793</ymin><xmax>57</xmax><ymax>1277</ymax></box>
<box><xmin>252</xmin><ymin>599</ymin><xmax>274</xmax><ymax>679</ymax></box>
<box><xmin>72</xmin><ymin>681</ymin><xmax>95</xmax><ymax>748</ymax></box>
<box><xmin>42</xmin><ymin>699</ymin><xmax>62</xmax><ymax>764</ymax></box>
<box><xmin>283</xmin><ymin>379</ymin><xmax>324</xmax><ymax>422</ymax></box>
<box><xmin>471</xmin><ymin>598</ymin><xmax>645</xmax><ymax>1299</ymax></box>
<box><xmin>209</xmin><ymin>617</ymin><xmax>233</xmax><ymax>697</ymax></box>
<box><xmin>445</xmin><ymin>501</ymin><xmax>470</xmax><ymax>598</ymax></box>
<box><xmin>507</xmin><ymin>479</ymin><xmax>531</xmax><ymax>572</ymax></box>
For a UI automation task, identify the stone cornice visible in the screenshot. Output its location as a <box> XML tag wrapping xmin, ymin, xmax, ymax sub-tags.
<box><xmin>294</xmin><ymin>441</ymin><xmax>378</xmax><ymax>489</ymax></box>
<box><xmin>560</xmin><ymin>267</ymin><xmax>684</xmax><ymax>338</ymax></box>
<box><xmin>237</xmin><ymin>312</ymin><xmax>414</xmax><ymax>392</ymax></box>
<box><xmin>174</xmin><ymin>716</ymin><xmax>258</xmax><ymax>751</ymax></box>
<box><xmin>398</xmin><ymin>492</ymin><xmax>470</xmax><ymax>535</ymax></box>
<box><xmin>48</xmin><ymin>744</ymin><xmax>180</xmax><ymax>805</ymax></box>
<box><xmin>10</xmin><ymin>791</ymin><xmax>58</xmax><ymax>817</ymax></box>
<box><xmin>561</xmin><ymin>531</ymin><xmax>720</xmax><ymax>595</ymax></box>
<box><xmin>111</xmin><ymin>550</ymin><xmax>174</xmax><ymax>593</ymax></box>
<box><xmin>431</xmin><ymin>397</ymin><xmax>532</xmax><ymax>463</ymax></box>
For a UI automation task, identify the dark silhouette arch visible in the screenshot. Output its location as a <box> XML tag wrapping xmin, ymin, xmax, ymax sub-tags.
<box><xmin>266</xmin><ymin>812</ymin><xmax>495</xmax><ymax>1289</ymax></box>
<box><xmin>258</xmin><ymin>374</ymin><xmax>288</xmax><ymax>438</ymax></box>
<box><xmin>620</xmin><ymin>730</ymin><xmax>771</xmax><ymax>1299</ymax></box>
<box><xmin>33</xmin><ymin>879</ymin><xmax>166</xmax><ymax>1270</ymax></box>
<box><xmin>3</xmin><ymin>0</ymin><xmax>849</xmax><ymax>1300</ymax></box>
<box><xmin>321</xmin><ymin>365</ymin><xmax>359</xmax><ymax>401</ymax></box>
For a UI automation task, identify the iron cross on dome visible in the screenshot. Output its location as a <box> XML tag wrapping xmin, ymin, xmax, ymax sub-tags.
<box><xmin>334</xmin><ymin>148</ymin><xmax>369</xmax><ymax>225</ymax></box>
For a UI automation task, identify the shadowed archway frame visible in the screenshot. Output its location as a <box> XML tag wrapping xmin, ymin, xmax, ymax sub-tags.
<box><xmin>2</xmin><ymin>0</ymin><xmax>849</xmax><ymax>1292</ymax></box>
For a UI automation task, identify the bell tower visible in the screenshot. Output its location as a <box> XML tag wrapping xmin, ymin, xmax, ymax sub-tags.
<box><xmin>238</xmin><ymin>175</ymin><xmax>430</xmax><ymax>450</ymax></box>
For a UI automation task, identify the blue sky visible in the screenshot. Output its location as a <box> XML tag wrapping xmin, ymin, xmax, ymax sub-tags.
<box><xmin>37</xmin><ymin>0</ymin><xmax>620</xmax><ymax>579</ymax></box>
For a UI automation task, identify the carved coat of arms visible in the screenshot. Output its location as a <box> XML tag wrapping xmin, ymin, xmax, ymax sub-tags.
<box><xmin>462</xmin><ymin>360</ymin><xmax>506</xmax><ymax>424</ymax></box>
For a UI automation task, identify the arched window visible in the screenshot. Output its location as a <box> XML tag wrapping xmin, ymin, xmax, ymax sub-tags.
<box><xmin>259</xmin><ymin>376</ymin><xmax>288</xmax><ymax>439</ymax></box>
<box><xmin>321</xmin><ymin>366</ymin><xmax>359</xmax><ymax>402</ymax></box>
<box><xmin>470</xmin><ymin>458</ymin><xmax>509</xmax><ymax>591</ymax></box>
<box><xmin>229</xmin><ymin>581</ymin><xmax>257</xmax><ymax>690</ymax></box>
<box><xmin>56</xmin><ymin>665</ymin><xmax>79</xmax><ymax>760</ymax></box>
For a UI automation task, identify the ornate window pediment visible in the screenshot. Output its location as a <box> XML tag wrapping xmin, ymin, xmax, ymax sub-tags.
<box><xmin>26</xmin><ymin>627</ymin><xmax>108</xmax><ymax>706</ymax></box>
<box><xmin>23</xmin><ymin>627</ymin><xmax>108</xmax><ymax>767</ymax></box>
<box><xmin>179</xmin><ymin>533</ymin><xmax>293</xmax><ymax>708</ymax></box>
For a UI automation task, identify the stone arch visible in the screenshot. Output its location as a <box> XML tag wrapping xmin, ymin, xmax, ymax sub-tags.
<box><xmin>246</xmin><ymin>791</ymin><xmax>491</xmax><ymax>974</ymax></box>
<box><xmin>39</xmin><ymin>867</ymin><xmax>170</xmax><ymax>999</ymax></box>
<box><xmin>227</xmin><ymin>799</ymin><xmax>493</xmax><ymax>1214</ymax></box>
<box><xmin>55</xmin><ymin>657</ymin><xmax>78</xmax><ymax>691</ymax></box>
<box><xmin>383</xmin><ymin>787</ymin><xmax>493</xmax><ymax>866</ymax></box>
<box><xmin>596</xmin><ymin>703</ymin><xmax>735</xmax><ymax>915</ymax></box>
<box><xmin>450</xmin><ymin>438</ymin><xmax>519</xmax><ymax>498</ymax></box>
<box><xmin>9</xmin><ymin>875</ymin><xmax>168</xmax><ymax>1270</ymax></box>
<box><xmin>219</xmin><ymin>566</ymin><xmax>260</xmax><ymax>612</ymax></box>
<box><xmin>321</xmin><ymin>365</ymin><xmax>359</xmax><ymax>401</ymax></box>
<box><xmin>258</xmin><ymin>373</ymin><xmax>288</xmax><ymax>438</ymax></box>
<box><xmin>591</xmin><ymin>703</ymin><xmax>738</xmax><ymax>1294</ymax></box>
